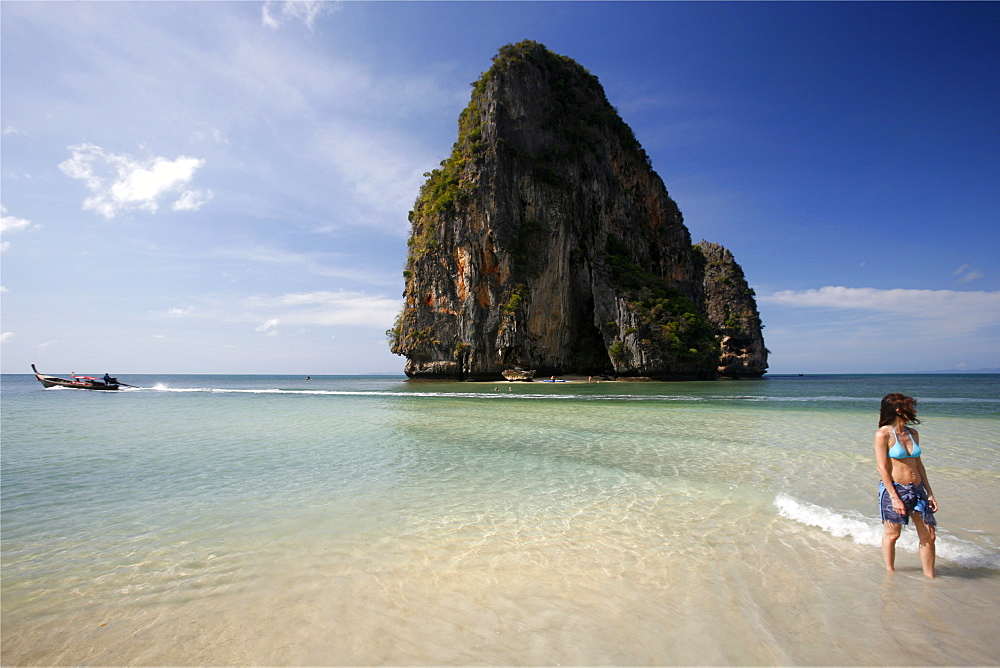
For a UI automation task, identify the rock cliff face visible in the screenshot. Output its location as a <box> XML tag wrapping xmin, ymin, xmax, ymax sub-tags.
<box><xmin>695</xmin><ymin>241</ymin><xmax>769</xmax><ymax>378</ymax></box>
<box><xmin>389</xmin><ymin>41</ymin><xmax>767</xmax><ymax>380</ymax></box>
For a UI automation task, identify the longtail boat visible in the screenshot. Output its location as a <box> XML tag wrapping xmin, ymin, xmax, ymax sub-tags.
<box><xmin>31</xmin><ymin>364</ymin><xmax>126</xmax><ymax>391</ymax></box>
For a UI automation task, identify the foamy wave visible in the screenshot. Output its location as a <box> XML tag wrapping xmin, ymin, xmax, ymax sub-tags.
<box><xmin>140</xmin><ymin>386</ymin><xmax>688</xmax><ymax>400</ymax></box>
<box><xmin>134</xmin><ymin>385</ymin><xmax>999</xmax><ymax>406</ymax></box>
<box><xmin>775</xmin><ymin>493</ymin><xmax>1000</xmax><ymax>570</ymax></box>
<box><xmin>757</xmin><ymin>395</ymin><xmax>999</xmax><ymax>404</ymax></box>
<box><xmin>144</xmin><ymin>386</ymin><xmax>541</xmax><ymax>398</ymax></box>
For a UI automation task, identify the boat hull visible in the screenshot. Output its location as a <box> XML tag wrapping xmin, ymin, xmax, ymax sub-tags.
<box><xmin>31</xmin><ymin>365</ymin><xmax>121</xmax><ymax>391</ymax></box>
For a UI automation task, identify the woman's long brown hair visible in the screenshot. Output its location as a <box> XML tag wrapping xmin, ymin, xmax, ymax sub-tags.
<box><xmin>879</xmin><ymin>393</ymin><xmax>920</xmax><ymax>427</ymax></box>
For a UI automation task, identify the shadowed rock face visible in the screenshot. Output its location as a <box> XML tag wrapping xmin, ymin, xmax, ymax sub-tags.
<box><xmin>390</xmin><ymin>41</ymin><xmax>767</xmax><ymax>380</ymax></box>
<box><xmin>695</xmin><ymin>241</ymin><xmax>769</xmax><ymax>378</ymax></box>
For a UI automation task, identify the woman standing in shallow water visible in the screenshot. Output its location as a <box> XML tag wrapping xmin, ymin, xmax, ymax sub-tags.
<box><xmin>875</xmin><ymin>393</ymin><xmax>938</xmax><ymax>577</ymax></box>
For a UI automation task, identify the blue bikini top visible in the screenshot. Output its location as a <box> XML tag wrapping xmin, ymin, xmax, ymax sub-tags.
<box><xmin>888</xmin><ymin>427</ymin><xmax>921</xmax><ymax>459</ymax></box>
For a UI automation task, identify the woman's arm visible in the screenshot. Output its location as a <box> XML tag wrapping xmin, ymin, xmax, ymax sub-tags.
<box><xmin>912</xmin><ymin>430</ymin><xmax>938</xmax><ymax>511</ymax></box>
<box><xmin>875</xmin><ymin>427</ymin><xmax>906</xmax><ymax>514</ymax></box>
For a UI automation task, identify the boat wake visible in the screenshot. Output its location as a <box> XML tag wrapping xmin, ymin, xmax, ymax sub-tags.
<box><xmin>774</xmin><ymin>493</ymin><xmax>1000</xmax><ymax>570</ymax></box>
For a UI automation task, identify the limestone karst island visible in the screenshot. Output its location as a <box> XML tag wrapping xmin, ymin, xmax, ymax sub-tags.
<box><xmin>389</xmin><ymin>41</ymin><xmax>767</xmax><ymax>381</ymax></box>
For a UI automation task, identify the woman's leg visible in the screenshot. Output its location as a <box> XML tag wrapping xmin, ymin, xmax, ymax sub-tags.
<box><xmin>882</xmin><ymin>520</ymin><xmax>902</xmax><ymax>572</ymax></box>
<box><xmin>913</xmin><ymin>513</ymin><xmax>936</xmax><ymax>578</ymax></box>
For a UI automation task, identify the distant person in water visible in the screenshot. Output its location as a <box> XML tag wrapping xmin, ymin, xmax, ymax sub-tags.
<box><xmin>874</xmin><ymin>393</ymin><xmax>938</xmax><ymax>577</ymax></box>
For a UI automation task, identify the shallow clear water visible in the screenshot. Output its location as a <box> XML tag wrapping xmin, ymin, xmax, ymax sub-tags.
<box><xmin>2</xmin><ymin>373</ymin><xmax>998</xmax><ymax>665</ymax></box>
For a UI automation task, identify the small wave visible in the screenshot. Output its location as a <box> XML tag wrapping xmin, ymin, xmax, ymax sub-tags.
<box><xmin>138</xmin><ymin>388</ymin><xmax>782</xmax><ymax>402</ymax></box>
<box><xmin>132</xmin><ymin>386</ymin><xmax>834</xmax><ymax>401</ymax></box>
<box><xmin>758</xmin><ymin>395</ymin><xmax>1000</xmax><ymax>404</ymax></box>
<box><xmin>135</xmin><ymin>385</ymin><xmax>999</xmax><ymax>407</ymax></box>
<box><xmin>144</xmin><ymin>385</ymin><xmax>545</xmax><ymax>399</ymax></box>
<box><xmin>140</xmin><ymin>385</ymin><xmax>667</xmax><ymax>400</ymax></box>
<box><xmin>774</xmin><ymin>493</ymin><xmax>1000</xmax><ymax>570</ymax></box>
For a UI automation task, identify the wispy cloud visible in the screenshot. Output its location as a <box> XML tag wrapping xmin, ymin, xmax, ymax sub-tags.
<box><xmin>173</xmin><ymin>189</ymin><xmax>214</xmax><ymax>212</ymax></box>
<box><xmin>152</xmin><ymin>290</ymin><xmax>401</xmax><ymax>333</ymax></box>
<box><xmin>953</xmin><ymin>264</ymin><xmax>984</xmax><ymax>283</ymax></box>
<box><xmin>58</xmin><ymin>144</ymin><xmax>212</xmax><ymax>219</ymax></box>
<box><xmin>759</xmin><ymin>286</ymin><xmax>1000</xmax><ymax>372</ymax></box>
<box><xmin>261</xmin><ymin>0</ymin><xmax>338</xmax><ymax>30</ymax></box>
<box><xmin>244</xmin><ymin>290</ymin><xmax>401</xmax><ymax>329</ymax></box>
<box><xmin>255</xmin><ymin>318</ymin><xmax>281</xmax><ymax>335</ymax></box>
<box><xmin>14</xmin><ymin>5</ymin><xmax>459</xmax><ymax>237</ymax></box>
<box><xmin>761</xmin><ymin>286</ymin><xmax>1000</xmax><ymax>335</ymax></box>
<box><xmin>312</xmin><ymin>120</ymin><xmax>432</xmax><ymax>224</ymax></box>
<box><xmin>1</xmin><ymin>332</ymin><xmax>14</xmax><ymax>343</ymax></box>
<box><xmin>219</xmin><ymin>245</ymin><xmax>398</xmax><ymax>285</ymax></box>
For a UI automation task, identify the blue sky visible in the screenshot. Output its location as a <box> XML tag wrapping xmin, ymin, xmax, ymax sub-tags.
<box><xmin>2</xmin><ymin>1</ymin><xmax>998</xmax><ymax>375</ymax></box>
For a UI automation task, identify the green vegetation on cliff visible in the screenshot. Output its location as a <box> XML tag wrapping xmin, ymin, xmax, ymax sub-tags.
<box><xmin>407</xmin><ymin>40</ymin><xmax>649</xmax><ymax>264</ymax></box>
<box><xmin>406</xmin><ymin>69</ymin><xmax>487</xmax><ymax>259</ymax></box>
<box><xmin>606</xmin><ymin>236</ymin><xmax>719</xmax><ymax>368</ymax></box>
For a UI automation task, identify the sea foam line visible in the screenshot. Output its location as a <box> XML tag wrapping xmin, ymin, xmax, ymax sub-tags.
<box><xmin>140</xmin><ymin>387</ymin><xmax>791</xmax><ymax>401</ymax></box>
<box><xmin>141</xmin><ymin>385</ymin><xmax>998</xmax><ymax>404</ymax></box>
<box><xmin>774</xmin><ymin>493</ymin><xmax>1000</xmax><ymax>570</ymax></box>
<box><xmin>147</xmin><ymin>385</ymin><xmax>576</xmax><ymax>399</ymax></box>
<box><xmin>144</xmin><ymin>385</ymin><xmax>715</xmax><ymax>400</ymax></box>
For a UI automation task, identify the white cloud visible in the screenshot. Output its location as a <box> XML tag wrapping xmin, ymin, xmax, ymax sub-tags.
<box><xmin>953</xmin><ymin>264</ymin><xmax>984</xmax><ymax>283</ymax></box>
<box><xmin>1</xmin><ymin>332</ymin><xmax>14</xmax><ymax>343</ymax></box>
<box><xmin>261</xmin><ymin>0</ymin><xmax>337</xmax><ymax>30</ymax></box>
<box><xmin>58</xmin><ymin>144</ymin><xmax>211</xmax><ymax>219</ymax></box>
<box><xmin>245</xmin><ymin>290</ymin><xmax>401</xmax><ymax>328</ymax></box>
<box><xmin>0</xmin><ymin>207</ymin><xmax>34</xmax><ymax>233</ymax></box>
<box><xmin>761</xmin><ymin>286</ymin><xmax>1000</xmax><ymax>334</ymax></box>
<box><xmin>1</xmin><ymin>206</ymin><xmax>39</xmax><ymax>251</ymax></box>
<box><xmin>256</xmin><ymin>318</ymin><xmax>280</xmax><ymax>332</ymax></box>
<box><xmin>173</xmin><ymin>189</ymin><xmax>214</xmax><ymax>212</ymax></box>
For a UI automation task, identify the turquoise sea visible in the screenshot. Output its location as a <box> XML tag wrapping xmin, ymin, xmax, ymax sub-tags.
<box><xmin>2</xmin><ymin>373</ymin><xmax>998</xmax><ymax>665</ymax></box>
